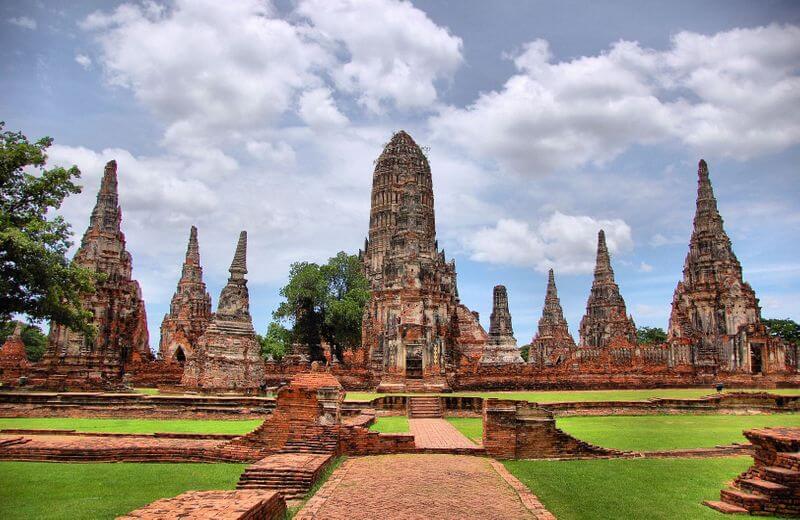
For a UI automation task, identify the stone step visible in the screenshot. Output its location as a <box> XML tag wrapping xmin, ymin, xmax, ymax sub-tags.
<box><xmin>703</xmin><ymin>500</ymin><xmax>748</xmax><ymax>514</ymax></box>
<box><xmin>775</xmin><ymin>452</ymin><xmax>800</xmax><ymax>470</ymax></box>
<box><xmin>764</xmin><ymin>465</ymin><xmax>800</xmax><ymax>483</ymax></box>
<box><xmin>720</xmin><ymin>488</ymin><xmax>768</xmax><ymax>509</ymax></box>
<box><xmin>738</xmin><ymin>477</ymin><xmax>790</xmax><ymax>495</ymax></box>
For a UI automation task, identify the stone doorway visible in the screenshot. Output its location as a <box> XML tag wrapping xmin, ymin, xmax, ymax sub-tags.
<box><xmin>174</xmin><ymin>346</ymin><xmax>186</xmax><ymax>364</ymax></box>
<box><xmin>750</xmin><ymin>344</ymin><xmax>763</xmax><ymax>374</ymax></box>
<box><xmin>405</xmin><ymin>355</ymin><xmax>423</xmax><ymax>379</ymax></box>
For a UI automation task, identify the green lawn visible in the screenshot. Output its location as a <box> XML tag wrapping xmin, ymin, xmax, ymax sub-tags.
<box><xmin>345</xmin><ymin>387</ymin><xmax>800</xmax><ymax>402</ymax></box>
<box><xmin>0</xmin><ymin>462</ymin><xmax>245</xmax><ymax>520</ymax></box>
<box><xmin>445</xmin><ymin>417</ymin><xmax>482</xmax><ymax>443</ymax></box>
<box><xmin>0</xmin><ymin>417</ymin><xmax>262</xmax><ymax>435</ymax></box>
<box><xmin>445</xmin><ymin>413</ymin><xmax>800</xmax><ymax>451</ymax></box>
<box><xmin>558</xmin><ymin>413</ymin><xmax>800</xmax><ymax>451</ymax></box>
<box><xmin>368</xmin><ymin>416</ymin><xmax>410</xmax><ymax>433</ymax></box>
<box><xmin>133</xmin><ymin>387</ymin><xmax>160</xmax><ymax>395</ymax></box>
<box><xmin>504</xmin><ymin>457</ymin><xmax>755</xmax><ymax>520</ymax></box>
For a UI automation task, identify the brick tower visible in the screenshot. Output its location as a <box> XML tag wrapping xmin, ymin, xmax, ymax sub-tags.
<box><xmin>578</xmin><ymin>230</ymin><xmax>637</xmax><ymax>349</ymax></box>
<box><xmin>530</xmin><ymin>269</ymin><xmax>576</xmax><ymax>366</ymax></box>
<box><xmin>42</xmin><ymin>160</ymin><xmax>151</xmax><ymax>389</ymax></box>
<box><xmin>667</xmin><ymin>160</ymin><xmax>785</xmax><ymax>373</ymax></box>
<box><xmin>159</xmin><ymin>226</ymin><xmax>212</xmax><ymax>364</ymax></box>
<box><xmin>182</xmin><ymin>231</ymin><xmax>265</xmax><ymax>392</ymax></box>
<box><xmin>480</xmin><ymin>285</ymin><xmax>523</xmax><ymax>364</ymax></box>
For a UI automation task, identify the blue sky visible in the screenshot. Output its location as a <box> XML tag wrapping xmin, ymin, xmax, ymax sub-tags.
<box><xmin>2</xmin><ymin>0</ymin><xmax>799</xmax><ymax>350</ymax></box>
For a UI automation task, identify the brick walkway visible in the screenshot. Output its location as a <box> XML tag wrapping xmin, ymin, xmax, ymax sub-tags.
<box><xmin>296</xmin><ymin>454</ymin><xmax>554</xmax><ymax>519</ymax></box>
<box><xmin>409</xmin><ymin>418</ymin><xmax>477</xmax><ymax>449</ymax></box>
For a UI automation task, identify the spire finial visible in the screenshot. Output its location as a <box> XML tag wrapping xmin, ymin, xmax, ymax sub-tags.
<box><xmin>546</xmin><ymin>268</ymin><xmax>557</xmax><ymax>298</ymax></box>
<box><xmin>594</xmin><ymin>229</ymin><xmax>614</xmax><ymax>282</ymax></box>
<box><xmin>229</xmin><ymin>231</ymin><xmax>247</xmax><ymax>277</ymax></box>
<box><xmin>87</xmin><ymin>160</ymin><xmax>121</xmax><ymax>235</ymax></box>
<box><xmin>185</xmin><ymin>226</ymin><xmax>200</xmax><ymax>265</ymax></box>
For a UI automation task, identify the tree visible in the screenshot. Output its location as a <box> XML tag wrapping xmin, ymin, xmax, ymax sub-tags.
<box><xmin>763</xmin><ymin>318</ymin><xmax>800</xmax><ymax>347</ymax></box>
<box><xmin>273</xmin><ymin>252</ymin><xmax>369</xmax><ymax>362</ymax></box>
<box><xmin>0</xmin><ymin>123</ymin><xmax>95</xmax><ymax>335</ymax></box>
<box><xmin>637</xmin><ymin>326</ymin><xmax>667</xmax><ymax>345</ymax></box>
<box><xmin>0</xmin><ymin>320</ymin><xmax>48</xmax><ymax>361</ymax></box>
<box><xmin>257</xmin><ymin>322</ymin><xmax>292</xmax><ymax>361</ymax></box>
<box><xmin>519</xmin><ymin>343</ymin><xmax>531</xmax><ymax>362</ymax></box>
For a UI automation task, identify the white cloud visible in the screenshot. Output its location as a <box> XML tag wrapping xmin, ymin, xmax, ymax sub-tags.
<box><xmin>650</xmin><ymin>233</ymin><xmax>685</xmax><ymax>247</ymax></box>
<box><xmin>432</xmin><ymin>24</ymin><xmax>800</xmax><ymax>176</ymax></box>
<box><xmin>8</xmin><ymin>16</ymin><xmax>37</xmax><ymax>30</ymax></box>
<box><xmin>296</xmin><ymin>0</ymin><xmax>463</xmax><ymax>112</ymax></box>
<box><xmin>74</xmin><ymin>54</ymin><xmax>92</xmax><ymax>69</ymax></box>
<box><xmin>465</xmin><ymin>212</ymin><xmax>633</xmax><ymax>273</ymax></box>
<box><xmin>639</xmin><ymin>261</ymin><xmax>653</xmax><ymax>272</ymax></box>
<box><xmin>298</xmin><ymin>88</ymin><xmax>348</xmax><ymax>129</ymax></box>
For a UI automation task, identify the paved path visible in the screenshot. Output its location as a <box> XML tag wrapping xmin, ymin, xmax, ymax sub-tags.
<box><xmin>409</xmin><ymin>418</ymin><xmax>477</xmax><ymax>449</ymax></box>
<box><xmin>296</xmin><ymin>454</ymin><xmax>554</xmax><ymax>520</ymax></box>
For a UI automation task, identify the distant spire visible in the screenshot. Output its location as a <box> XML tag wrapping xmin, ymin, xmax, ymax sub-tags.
<box><xmin>594</xmin><ymin>229</ymin><xmax>614</xmax><ymax>282</ymax></box>
<box><xmin>87</xmin><ymin>160</ymin><xmax>121</xmax><ymax>235</ymax></box>
<box><xmin>229</xmin><ymin>231</ymin><xmax>247</xmax><ymax>278</ymax></box>
<box><xmin>546</xmin><ymin>268</ymin><xmax>557</xmax><ymax>299</ymax></box>
<box><xmin>489</xmin><ymin>285</ymin><xmax>514</xmax><ymax>337</ymax></box>
<box><xmin>185</xmin><ymin>226</ymin><xmax>200</xmax><ymax>265</ymax></box>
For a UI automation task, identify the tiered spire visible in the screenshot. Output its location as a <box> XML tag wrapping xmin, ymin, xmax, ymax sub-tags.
<box><xmin>539</xmin><ymin>269</ymin><xmax>571</xmax><ymax>333</ymax></box>
<box><xmin>530</xmin><ymin>269</ymin><xmax>576</xmax><ymax>365</ymax></box>
<box><xmin>86</xmin><ymin>160</ymin><xmax>122</xmax><ymax>237</ymax></box>
<box><xmin>481</xmin><ymin>284</ymin><xmax>523</xmax><ymax>364</ymax></box>
<box><xmin>578</xmin><ymin>229</ymin><xmax>637</xmax><ymax>348</ymax></box>
<box><xmin>489</xmin><ymin>285</ymin><xmax>514</xmax><ymax>338</ymax></box>
<box><xmin>215</xmin><ymin>231</ymin><xmax>251</xmax><ymax>320</ymax></box>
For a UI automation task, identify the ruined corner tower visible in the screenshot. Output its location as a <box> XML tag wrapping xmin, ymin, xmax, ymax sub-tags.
<box><xmin>42</xmin><ymin>160</ymin><xmax>151</xmax><ymax>389</ymax></box>
<box><xmin>182</xmin><ymin>231</ymin><xmax>265</xmax><ymax>392</ymax></box>
<box><xmin>359</xmin><ymin>131</ymin><xmax>487</xmax><ymax>392</ymax></box>
<box><xmin>578</xmin><ymin>230</ymin><xmax>637</xmax><ymax>349</ymax></box>
<box><xmin>159</xmin><ymin>226</ymin><xmax>212</xmax><ymax>364</ymax></box>
<box><xmin>667</xmin><ymin>160</ymin><xmax>785</xmax><ymax>373</ymax></box>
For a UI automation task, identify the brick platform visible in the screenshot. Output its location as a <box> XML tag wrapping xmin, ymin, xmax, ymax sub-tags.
<box><xmin>236</xmin><ymin>453</ymin><xmax>334</xmax><ymax>499</ymax></box>
<box><xmin>295</xmin><ymin>454</ymin><xmax>549</xmax><ymax>519</ymax></box>
<box><xmin>409</xmin><ymin>418</ymin><xmax>480</xmax><ymax>451</ymax></box>
<box><xmin>117</xmin><ymin>490</ymin><xmax>285</xmax><ymax>519</ymax></box>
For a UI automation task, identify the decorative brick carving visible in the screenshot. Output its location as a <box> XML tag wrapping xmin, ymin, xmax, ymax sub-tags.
<box><xmin>481</xmin><ymin>285</ymin><xmax>523</xmax><ymax>364</ymax></box>
<box><xmin>40</xmin><ymin>160</ymin><xmax>151</xmax><ymax>389</ymax></box>
<box><xmin>159</xmin><ymin>226</ymin><xmax>212</xmax><ymax>364</ymax></box>
<box><xmin>182</xmin><ymin>231</ymin><xmax>264</xmax><ymax>392</ymax></box>
<box><xmin>668</xmin><ymin>160</ymin><xmax>786</xmax><ymax>373</ymax></box>
<box><xmin>530</xmin><ymin>269</ymin><xmax>576</xmax><ymax>367</ymax></box>
<box><xmin>578</xmin><ymin>230</ymin><xmax>637</xmax><ymax>349</ymax></box>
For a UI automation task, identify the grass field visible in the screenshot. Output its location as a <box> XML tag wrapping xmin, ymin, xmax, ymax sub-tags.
<box><xmin>445</xmin><ymin>413</ymin><xmax>800</xmax><ymax>451</ymax></box>
<box><xmin>0</xmin><ymin>462</ymin><xmax>245</xmax><ymax>520</ymax></box>
<box><xmin>345</xmin><ymin>387</ymin><xmax>800</xmax><ymax>402</ymax></box>
<box><xmin>504</xmin><ymin>457</ymin><xmax>754</xmax><ymax>520</ymax></box>
<box><xmin>0</xmin><ymin>417</ymin><xmax>262</xmax><ymax>435</ymax></box>
<box><xmin>368</xmin><ymin>416</ymin><xmax>410</xmax><ymax>433</ymax></box>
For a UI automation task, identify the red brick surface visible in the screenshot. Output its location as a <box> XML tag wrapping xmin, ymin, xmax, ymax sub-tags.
<box><xmin>117</xmin><ymin>490</ymin><xmax>285</xmax><ymax>520</ymax></box>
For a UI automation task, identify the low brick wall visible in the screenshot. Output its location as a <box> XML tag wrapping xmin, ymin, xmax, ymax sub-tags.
<box><xmin>117</xmin><ymin>490</ymin><xmax>286</xmax><ymax>520</ymax></box>
<box><xmin>0</xmin><ymin>391</ymin><xmax>275</xmax><ymax>419</ymax></box>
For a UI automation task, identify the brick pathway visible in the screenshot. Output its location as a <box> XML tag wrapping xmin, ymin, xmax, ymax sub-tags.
<box><xmin>295</xmin><ymin>454</ymin><xmax>554</xmax><ymax>519</ymax></box>
<box><xmin>409</xmin><ymin>418</ymin><xmax>477</xmax><ymax>449</ymax></box>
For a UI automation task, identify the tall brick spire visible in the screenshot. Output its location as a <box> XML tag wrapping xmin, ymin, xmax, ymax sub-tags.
<box><xmin>667</xmin><ymin>160</ymin><xmax>778</xmax><ymax>371</ymax></box>
<box><xmin>578</xmin><ymin>229</ymin><xmax>637</xmax><ymax>348</ymax></box>
<box><xmin>158</xmin><ymin>226</ymin><xmax>212</xmax><ymax>363</ymax></box>
<box><xmin>489</xmin><ymin>285</ymin><xmax>514</xmax><ymax>338</ymax></box>
<box><xmin>481</xmin><ymin>285</ymin><xmax>523</xmax><ymax>364</ymax></box>
<box><xmin>530</xmin><ymin>269</ymin><xmax>576</xmax><ymax>365</ymax></box>
<box><xmin>216</xmin><ymin>231</ymin><xmax>251</xmax><ymax>320</ymax></box>
<box><xmin>86</xmin><ymin>160</ymin><xmax>122</xmax><ymax>238</ymax></box>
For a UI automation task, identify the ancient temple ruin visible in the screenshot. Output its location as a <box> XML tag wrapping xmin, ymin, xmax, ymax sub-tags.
<box><xmin>40</xmin><ymin>160</ymin><xmax>151</xmax><ymax>389</ymax></box>
<box><xmin>0</xmin><ymin>323</ymin><xmax>31</xmax><ymax>386</ymax></box>
<box><xmin>359</xmin><ymin>131</ymin><xmax>488</xmax><ymax>391</ymax></box>
<box><xmin>578</xmin><ymin>230</ymin><xmax>637</xmax><ymax>349</ymax></box>
<box><xmin>667</xmin><ymin>160</ymin><xmax>786</xmax><ymax>373</ymax></box>
<box><xmin>530</xmin><ymin>269</ymin><xmax>576</xmax><ymax>367</ymax></box>
<box><xmin>480</xmin><ymin>285</ymin><xmax>523</xmax><ymax>364</ymax></box>
<box><xmin>159</xmin><ymin>226</ymin><xmax>212</xmax><ymax>364</ymax></box>
<box><xmin>182</xmin><ymin>231</ymin><xmax>265</xmax><ymax>392</ymax></box>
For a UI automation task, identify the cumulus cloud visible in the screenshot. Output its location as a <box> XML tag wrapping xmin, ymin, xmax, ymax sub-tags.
<box><xmin>74</xmin><ymin>54</ymin><xmax>92</xmax><ymax>69</ymax></box>
<box><xmin>432</xmin><ymin>24</ymin><xmax>800</xmax><ymax>175</ymax></box>
<box><xmin>298</xmin><ymin>88</ymin><xmax>348</xmax><ymax>129</ymax></box>
<box><xmin>8</xmin><ymin>16</ymin><xmax>37</xmax><ymax>30</ymax></box>
<box><xmin>465</xmin><ymin>212</ymin><xmax>633</xmax><ymax>273</ymax></box>
<box><xmin>296</xmin><ymin>0</ymin><xmax>463</xmax><ymax>112</ymax></box>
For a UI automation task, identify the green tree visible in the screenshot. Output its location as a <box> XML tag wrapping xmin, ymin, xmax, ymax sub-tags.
<box><xmin>0</xmin><ymin>123</ymin><xmax>95</xmax><ymax>335</ymax></box>
<box><xmin>273</xmin><ymin>252</ymin><xmax>369</xmax><ymax>362</ymax></box>
<box><xmin>637</xmin><ymin>326</ymin><xmax>667</xmax><ymax>345</ymax></box>
<box><xmin>763</xmin><ymin>318</ymin><xmax>800</xmax><ymax>347</ymax></box>
<box><xmin>0</xmin><ymin>320</ymin><xmax>48</xmax><ymax>361</ymax></box>
<box><xmin>519</xmin><ymin>343</ymin><xmax>531</xmax><ymax>362</ymax></box>
<box><xmin>257</xmin><ymin>321</ymin><xmax>292</xmax><ymax>361</ymax></box>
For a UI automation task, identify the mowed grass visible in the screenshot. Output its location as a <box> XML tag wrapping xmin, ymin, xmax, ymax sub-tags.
<box><xmin>445</xmin><ymin>417</ymin><xmax>482</xmax><ymax>443</ymax></box>
<box><xmin>369</xmin><ymin>416</ymin><xmax>410</xmax><ymax>433</ymax></box>
<box><xmin>558</xmin><ymin>413</ymin><xmax>800</xmax><ymax>451</ymax></box>
<box><xmin>445</xmin><ymin>414</ymin><xmax>800</xmax><ymax>451</ymax></box>
<box><xmin>0</xmin><ymin>417</ymin><xmax>262</xmax><ymax>435</ymax></box>
<box><xmin>345</xmin><ymin>387</ymin><xmax>800</xmax><ymax>402</ymax></box>
<box><xmin>504</xmin><ymin>457</ymin><xmax>755</xmax><ymax>520</ymax></box>
<box><xmin>0</xmin><ymin>462</ymin><xmax>245</xmax><ymax>520</ymax></box>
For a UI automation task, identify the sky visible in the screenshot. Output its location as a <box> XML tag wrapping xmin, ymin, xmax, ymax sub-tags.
<box><xmin>1</xmin><ymin>0</ymin><xmax>799</xmax><ymax>351</ymax></box>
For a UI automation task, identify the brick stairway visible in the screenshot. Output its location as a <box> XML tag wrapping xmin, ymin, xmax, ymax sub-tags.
<box><xmin>279</xmin><ymin>425</ymin><xmax>339</xmax><ymax>454</ymax></box>
<box><xmin>236</xmin><ymin>453</ymin><xmax>334</xmax><ymax>499</ymax></box>
<box><xmin>705</xmin><ymin>427</ymin><xmax>800</xmax><ymax>516</ymax></box>
<box><xmin>408</xmin><ymin>397</ymin><xmax>443</xmax><ymax>418</ymax></box>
